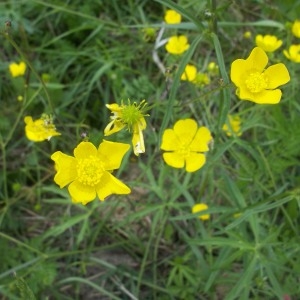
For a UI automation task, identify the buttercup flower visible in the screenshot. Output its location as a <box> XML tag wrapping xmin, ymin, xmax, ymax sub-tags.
<box><xmin>292</xmin><ymin>20</ymin><xmax>300</xmax><ymax>38</ymax></box>
<box><xmin>222</xmin><ymin>115</ymin><xmax>242</xmax><ymax>137</ymax></box>
<box><xmin>181</xmin><ymin>64</ymin><xmax>197</xmax><ymax>82</ymax></box>
<box><xmin>9</xmin><ymin>61</ymin><xmax>26</xmax><ymax>77</ymax></box>
<box><xmin>104</xmin><ymin>99</ymin><xmax>148</xmax><ymax>156</ymax></box>
<box><xmin>51</xmin><ymin>141</ymin><xmax>131</xmax><ymax>205</ymax></box>
<box><xmin>283</xmin><ymin>45</ymin><xmax>300</xmax><ymax>63</ymax></box>
<box><xmin>230</xmin><ymin>47</ymin><xmax>290</xmax><ymax>104</ymax></box>
<box><xmin>192</xmin><ymin>203</ymin><xmax>210</xmax><ymax>221</ymax></box>
<box><xmin>255</xmin><ymin>34</ymin><xmax>282</xmax><ymax>52</ymax></box>
<box><xmin>164</xmin><ymin>9</ymin><xmax>181</xmax><ymax>24</ymax></box>
<box><xmin>161</xmin><ymin>119</ymin><xmax>212</xmax><ymax>172</ymax></box>
<box><xmin>24</xmin><ymin>114</ymin><xmax>61</xmax><ymax>142</ymax></box>
<box><xmin>165</xmin><ymin>35</ymin><xmax>190</xmax><ymax>55</ymax></box>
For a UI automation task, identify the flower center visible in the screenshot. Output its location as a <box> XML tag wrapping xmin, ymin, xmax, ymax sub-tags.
<box><xmin>76</xmin><ymin>156</ymin><xmax>104</xmax><ymax>186</ymax></box>
<box><xmin>245</xmin><ymin>72</ymin><xmax>268</xmax><ymax>93</ymax></box>
<box><xmin>178</xmin><ymin>145</ymin><xmax>190</xmax><ymax>157</ymax></box>
<box><xmin>122</xmin><ymin>105</ymin><xmax>143</xmax><ymax>127</ymax></box>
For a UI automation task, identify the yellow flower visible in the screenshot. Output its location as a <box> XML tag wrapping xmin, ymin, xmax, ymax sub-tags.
<box><xmin>164</xmin><ymin>9</ymin><xmax>181</xmax><ymax>24</ymax></box>
<box><xmin>161</xmin><ymin>119</ymin><xmax>212</xmax><ymax>172</ymax></box>
<box><xmin>51</xmin><ymin>141</ymin><xmax>131</xmax><ymax>205</ymax></box>
<box><xmin>192</xmin><ymin>203</ymin><xmax>210</xmax><ymax>221</ymax></box>
<box><xmin>181</xmin><ymin>64</ymin><xmax>197</xmax><ymax>82</ymax></box>
<box><xmin>255</xmin><ymin>34</ymin><xmax>282</xmax><ymax>52</ymax></box>
<box><xmin>243</xmin><ymin>31</ymin><xmax>252</xmax><ymax>39</ymax></box>
<box><xmin>292</xmin><ymin>20</ymin><xmax>300</xmax><ymax>38</ymax></box>
<box><xmin>230</xmin><ymin>47</ymin><xmax>290</xmax><ymax>104</ymax></box>
<box><xmin>9</xmin><ymin>61</ymin><xmax>26</xmax><ymax>77</ymax></box>
<box><xmin>24</xmin><ymin>115</ymin><xmax>61</xmax><ymax>142</ymax></box>
<box><xmin>283</xmin><ymin>45</ymin><xmax>300</xmax><ymax>63</ymax></box>
<box><xmin>104</xmin><ymin>100</ymin><xmax>148</xmax><ymax>156</ymax></box>
<box><xmin>165</xmin><ymin>35</ymin><xmax>190</xmax><ymax>55</ymax></box>
<box><xmin>222</xmin><ymin>115</ymin><xmax>242</xmax><ymax>137</ymax></box>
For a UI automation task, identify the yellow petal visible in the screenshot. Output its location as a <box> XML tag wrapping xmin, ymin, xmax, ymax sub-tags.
<box><xmin>74</xmin><ymin>142</ymin><xmax>97</xmax><ymax>159</ymax></box>
<box><xmin>231</xmin><ymin>47</ymin><xmax>268</xmax><ymax>87</ymax></box>
<box><xmin>192</xmin><ymin>203</ymin><xmax>210</xmax><ymax>220</ymax></box>
<box><xmin>249</xmin><ymin>89</ymin><xmax>282</xmax><ymax>104</ymax></box>
<box><xmin>247</xmin><ymin>47</ymin><xmax>268</xmax><ymax>71</ymax></box>
<box><xmin>190</xmin><ymin>127</ymin><xmax>212</xmax><ymax>152</ymax></box>
<box><xmin>51</xmin><ymin>151</ymin><xmax>77</xmax><ymax>188</ymax></box>
<box><xmin>99</xmin><ymin>140</ymin><xmax>130</xmax><ymax>170</ymax></box>
<box><xmin>106</xmin><ymin>103</ymin><xmax>121</xmax><ymax>112</ymax></box>
<box><xmin>163</xmin><ymin>152</ymin><xmax>185</xmax><ymax>169</ymax></box>
<box><xmin>230</xmin><ymin>59</ymin><xmax>249</xmax><ymax>87</ymax></box>
<box><xmin>132</xmin><ymin>127</ymin><xmax>145</xmax><ymax>156</ymax></box>
<box><xmin>173</xmin><ymin>119</ymin><xmax>198</xmax><ymax>146</ymax></box>
<box><xmin>160</xmin><ymin>128</ymin><xmax>180</xmax><ymax>151</ymax></box>
<box><xmin>264</xmin><ymin>63</ymin><xmax>290</xmax><ymax>89</ymax></box>
<box><xmin>96</xmin><ymin>172</ymin><xmax>131</xmax><ymax>201</ymax></box>
<box><xmin>104</xmin><ymin>119</ymin><xmax>125</xmax><ymax>136</ymax></box>
<box><xmin>185</xmin><ymin>153</ymin><xmax>206</xmax><ymax>172</ymax></box>
<box><xmin>68</xmin><ymin>180</ymin><xmax>96</xmax><ymax>205</ymax></box>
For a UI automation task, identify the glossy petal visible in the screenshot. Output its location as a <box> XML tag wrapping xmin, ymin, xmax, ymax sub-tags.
<box><xmin>163</xmin><ymin>152</ymin><xmax>185</xmax><ymax>169</ymax></box>
<box><xmin>173</xmin><ymin>119</ymin><xmax>198</xmax><ymax>146</ymax></box>
<box><xmin>99</xmin><ymin>140</ymin><xmax>130</xmax><ymax>170</ymax></box>
<box><xmin>248</xmin><ymin>89</ymin><xmax>282</xmax><ymax>104</ymax></box>
<box><xmin>247</xmin><ymin>47</ymin><xmax>268</xmax><ymax>71</ymax></box>
<box><xmin>51</xmin><ymin>151</ymin><xmax>77</xmax><ymax>188</ymax></box>
<box><xmin>264</xmin><ymin>64</ymin><xmax>290</xmax><ymax>89</ymax></box>
<box><xmin>161</xmin><ymin>129</ymin><xmax>180</xmax><ymax>151</ymax></box>
<box><xmin>68</xmin><ymin>180</ymin><xmax>96</xmax><ymax>205</ymax></box>
<box><xmin>230</xmin><ymin>59</ymin><xmax>249</xmax><ymax>87</ymax></box>
<box><xmin>185</xmin><ymin>153</ymin><xmax>206</xmax><ymax>172</ymax></box>
<box><xmin>74</xmin><ymin>142</ymin><xmax>97</xmax><ymax>159</ymax></box>
<box><xmin>190</xmin><ymin>127</ymin><xmax>212</xmax><ymax>152</ymax></box>
<box><xmin>96</xmin><ymin>172</ymin><xmax>131</xmax><ymax>201</ymax></box>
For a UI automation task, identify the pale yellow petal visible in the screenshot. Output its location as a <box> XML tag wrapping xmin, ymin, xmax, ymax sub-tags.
<box><xmin>132</xmin><ymin>126</ymin><xmax>145</xmax><ymax>156</ymax></box>
<box><xmin>104</xmin><ymin>119</ymin><xmax>125</xmax><ymax>136</ymax></box>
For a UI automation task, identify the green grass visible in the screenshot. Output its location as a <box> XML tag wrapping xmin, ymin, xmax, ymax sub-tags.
<box><xmin>1</xmin><ymin>0</ymin><xmax>300</xmax><ymax>299</ymax></box>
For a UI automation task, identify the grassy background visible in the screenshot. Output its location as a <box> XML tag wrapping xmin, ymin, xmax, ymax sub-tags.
<box><xmin>1</xmin><ymin>0</ymin><xmax>300</xmax><ymax>299</ymax></box>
